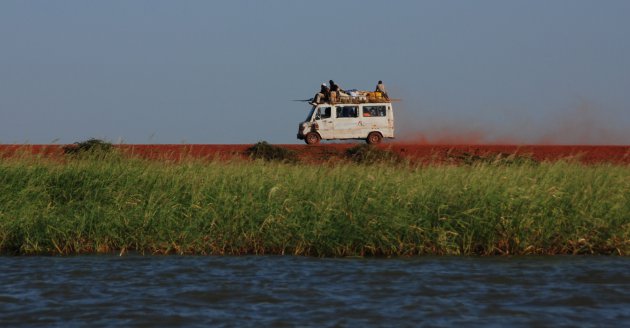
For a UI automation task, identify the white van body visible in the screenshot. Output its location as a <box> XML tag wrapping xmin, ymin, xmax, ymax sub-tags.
<box><xmin>297</xmin><ymin>102</ymin><xmax>394</xmax><ymax>144</ymax></box>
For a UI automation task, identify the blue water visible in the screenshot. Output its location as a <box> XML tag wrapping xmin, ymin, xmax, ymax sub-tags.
<box><xmin>1</xmin><ymin>256</ymin><xmax>629</xmax><ymax>327</ymax></box>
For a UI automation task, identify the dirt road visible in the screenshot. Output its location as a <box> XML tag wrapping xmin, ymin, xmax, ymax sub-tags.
<box><xmin>2</xmin><ymin>144</ymin><xmax>629</xmax><ymax>164</ymax></box>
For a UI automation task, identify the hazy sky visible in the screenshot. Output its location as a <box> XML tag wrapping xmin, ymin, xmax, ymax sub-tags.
<box><xmin>1</xmin><ymin>0</ymin><xmax>629</xmax><ymax>144</ymax></box>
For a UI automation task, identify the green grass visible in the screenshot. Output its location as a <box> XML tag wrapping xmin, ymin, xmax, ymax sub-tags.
<box><xmin>0</xmin><ymin>152</ymin><xmax>628</xmax><ymax>256</ymax></box>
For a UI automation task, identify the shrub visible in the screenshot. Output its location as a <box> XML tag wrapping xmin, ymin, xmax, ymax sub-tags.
<box><xmin>63</xmin><ymin>138</ymin><xmax>114</xmax><ymax>156</ymax></box>
<box><xmin>246</xmin><ymin>141</ymin><xmax>298</xmax><ymax>163</ymax></box>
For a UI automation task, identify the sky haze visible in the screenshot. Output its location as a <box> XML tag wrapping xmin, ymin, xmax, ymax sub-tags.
<box><xmin>1</xmin><ymin>0</ymin><xmax>629</xmax><ymax>144</ymax></box>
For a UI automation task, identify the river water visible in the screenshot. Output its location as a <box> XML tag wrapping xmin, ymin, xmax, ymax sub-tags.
<box><xmin>1</xmin><ymin>256</ymin><xmax>628</xmax><ymax>327</ymax></box>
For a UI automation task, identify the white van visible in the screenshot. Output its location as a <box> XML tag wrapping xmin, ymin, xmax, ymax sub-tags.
<box><xmin>297</xmin><ymin>102</ymin><xmax>394</xmax><ymax>144</ymax></box>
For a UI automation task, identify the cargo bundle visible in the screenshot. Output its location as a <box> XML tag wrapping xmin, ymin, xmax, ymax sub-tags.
<box><xmin>307</xmin><ymin>80</ymin><xmax>392</xmax><ymax>106</ymax></box>
<box><xmin>329</xmin><ymin>90</ymin><xmax>388</xmax><ymax>104</ymax></box>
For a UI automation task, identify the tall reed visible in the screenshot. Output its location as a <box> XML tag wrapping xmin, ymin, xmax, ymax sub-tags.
<box><xmin>0</xmin><ymin>152</ymin><xmax>628</xmax><ymax>256</ymax></box>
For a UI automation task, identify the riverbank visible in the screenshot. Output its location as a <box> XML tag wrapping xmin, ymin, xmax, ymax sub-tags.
<box><xmin>1</xmin><ymin>154</ymin><xmax>628</xmax><ymax>255</ymax></box>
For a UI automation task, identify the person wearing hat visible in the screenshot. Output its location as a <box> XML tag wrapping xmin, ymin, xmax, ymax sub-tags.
<box><xmin>375</xmin><ymin>80</ymin><xmax>389</xmax><ymax>100</ymax></box>
<box><xmin>311</xmin><ymin>82</ymin><xmax>330</xmax><ymax>105</ymax></box>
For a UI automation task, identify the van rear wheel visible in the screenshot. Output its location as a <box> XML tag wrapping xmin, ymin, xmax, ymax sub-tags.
<box><xmin>305</xmin><ymin>132</ymin><xmax>321</xmax><ymax>145</ymax></box>
<box><xmin>366</xmin><ymin>132</ymin><xmax>383</xmax><ymax>145</ymax></box>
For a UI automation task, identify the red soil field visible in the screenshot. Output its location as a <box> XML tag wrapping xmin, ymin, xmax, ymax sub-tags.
<box><xmin>2</xmin><ymin>144</ymin><xmax>630</xmax><ymax>164</ymax></box>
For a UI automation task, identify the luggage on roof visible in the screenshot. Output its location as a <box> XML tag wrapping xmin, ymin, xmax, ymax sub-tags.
<box><xmin>327</xmin><ymin>90</ymin><xmax>388</xmax><ymax>104</ymax></box>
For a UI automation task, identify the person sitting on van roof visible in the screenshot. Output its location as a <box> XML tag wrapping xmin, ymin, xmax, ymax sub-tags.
<box><xmin>311</xmin><ymin>83</ymin><xmax>330</xmax><ymax>105</ymax></box>
<box><xmin>329</xmin><ymin>80</ymin><xmax>348</xmax><ymax>103</ymax></box>
<box><xmin>375</xmin><ymin>80</ymin><xmax>389</xmax><ymax>100</ymax></box>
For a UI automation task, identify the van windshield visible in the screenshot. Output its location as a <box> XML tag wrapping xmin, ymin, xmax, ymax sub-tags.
<box><xmin>305</xmin><ymin>107</ymin><xmax>315</xmax><ymax>121</ymax></box>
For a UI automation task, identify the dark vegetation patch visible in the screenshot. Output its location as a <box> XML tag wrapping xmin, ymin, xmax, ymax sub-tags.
<box><xmin>246</xmin><ymin>141</ymin><xmax>298</xmax><ymax>163</ymax></box>
<box><xmin>63</xmin><ymin>139</ymin><xmax>114</xmax><ymax>157</ymax></box>
<box><xmin>345</xmin><ymin>144</ymin><xmax>403</xmax><ymax>164</ymax></box>
<box><xmin>245</xmin><ymin>142</ymin><xmax>403</xmax><ymax>165</ymax></box>
<box><xmin>446</xmin><ymin>151</ymin><xmax>538</xmax><ymax>166</ymax></box>
<box><xmin>312</xmin><ymin>147</ymin><xmax>343</xmax><ymax>162</ymax></box>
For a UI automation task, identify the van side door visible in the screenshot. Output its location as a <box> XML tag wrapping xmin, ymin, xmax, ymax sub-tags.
<box><xmin>334</xmin><ymin>105</ymin><xmax>361</xmax><ymax>138</ymax></box>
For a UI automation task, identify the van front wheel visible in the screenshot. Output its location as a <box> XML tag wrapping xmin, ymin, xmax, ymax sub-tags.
<box><xmin>305</xmin><ymin>132</ymin><xmax>321</xmax><ymax>145</ymax></box>
<box><xmin>366</xmin><ymin>132</ymin><xmax>383</xmax><ymax>145</ymax></box>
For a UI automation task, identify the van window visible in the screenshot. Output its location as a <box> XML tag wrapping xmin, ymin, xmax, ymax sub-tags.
<box><xmin>362</xmin><ymin>106</ymin><xmax>387</xmax><ymax>117</ymax></box>
<box><xmin>315</xmin><ymin>107</ymin><xmax>331</xmax><ymax>120</ymax></box>
<box><xmin>336</xmin><ymin>106</ymin><xmax>358</xmax><ymax>118</ymax></box>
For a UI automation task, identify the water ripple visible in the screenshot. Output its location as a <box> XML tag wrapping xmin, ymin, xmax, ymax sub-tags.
<box><xmin>0</xmin><ymin>256</ymin><xmax>628</xmax><ymax>327</ymax></box>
